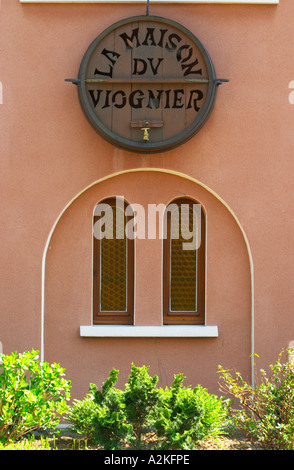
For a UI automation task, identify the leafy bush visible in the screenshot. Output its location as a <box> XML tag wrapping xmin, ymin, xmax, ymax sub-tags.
<box><xmin>218</xmin><ymin>349</ymin><xmax>294</xmax><ymax>450</ymax></box>
<box><xmin>91</xmin><ymin>368</ymin><xmax>133</xmax><ymax>450</ymax></box>
<box><xmin>68</xmin><ymin>387</ymin><xmax>98</xmax><ymax>439</ymax></box>
<box><xmin>0</xmin><ymin>350</ymin><xmax>71</xmax><ymax>443</ymax></box>
<box><xmin>70</xmin><ymin>364</ymin><xmax>228</xmax><ymax>450</ymax></box>
<box><xmin>70</xmin><ymin>364</ymin><xmax>160</xmax><ymax>449</ymax></box>
<box><xmin>123</xmin><ymin>364</ymin><xmax>159</xmax><ymax>447</ymax></box>
<box><xmin>153</xmin><ymin>374</ymin><xmax>229</xmax><ymax>450</ymax></box>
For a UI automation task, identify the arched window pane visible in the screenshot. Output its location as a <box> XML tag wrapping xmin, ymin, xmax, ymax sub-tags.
<box><xmin>100</xmin><ymin>206</ymin><xmax>127</xmax><ymax>312</ymax></box>
<box><xmin>93</xmin><ymin>198</ymin><xmax>134</xmax><ymax>324</ymax></box>
<box><xmin>170</xmin><ymin>205</ymin><xmax>197</xmax><ymax>311</ymax></box>
<box><xmin>163</xmin><ymin>198</ymin><xmax>205</xmax><ymax>325</ymax></box>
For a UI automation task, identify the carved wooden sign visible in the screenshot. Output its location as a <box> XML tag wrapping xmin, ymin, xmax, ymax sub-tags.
<box><xmin>67</xmin><ymin>15</ymin><xmax>227</xmax><ymax>153</ymax></box>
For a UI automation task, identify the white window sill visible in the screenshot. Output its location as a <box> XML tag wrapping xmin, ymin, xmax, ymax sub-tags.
<box><xmin>19</xmin><ymin>1</ymin><xmax>279</xmax><ymax>4</ymax></box>
<box><xmin>80</xmin><ymin>325</ymin><xmax>218</xmax><ymax>337</ymax></box>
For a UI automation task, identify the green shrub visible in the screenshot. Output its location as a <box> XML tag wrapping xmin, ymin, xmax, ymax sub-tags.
<box><xmin>124</xmin><ymin>364</ymin><xmax>159</xmax><ymax>447</ymax></box>
<box><xmin>88</xmin><ymin>365</ymin><xmax>159</xmax><ymax>449</ymax></box>
<box><xmin>70</xmin><ymin>364</ymin><xmax>228</xmax><ymax>450</ymax></box>
<box><xmin>0</xmin><ymin>350</ymin><xmax>71</xmax><ymax>443</ymax></box>
<box><xmin>91</xmin><ymin>368</ymin><xmax>132</xmax><ymax>450</ymax></box>
<box><xmin>71</xmin><ymin>364</ymin><xmax>159</xmax><ymax>449</ymax></box>
<box><xmin>68</xmin><ymin>386</ymin><xmax>98</xmax><ymax>439</ymax></box>
<box><xmin>218</xmin><ymin>349</ymin><xmax>294</xmax><ymax>450</ymax></box>
<box><xmin>152</xmin><ymin>374</ymin><xmax>229</xmax><ymax>450</ymax></box>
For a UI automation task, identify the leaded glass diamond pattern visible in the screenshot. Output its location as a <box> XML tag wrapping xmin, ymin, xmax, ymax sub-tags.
<box><xmin>170</xmin><ymin>206</ymin><xmax>197</xmax><ymax>312</ymax></box>
<box><xmin>100</xmin><ymin>207</ymin><xmax>127</xmax><ymax>312</ymax></box>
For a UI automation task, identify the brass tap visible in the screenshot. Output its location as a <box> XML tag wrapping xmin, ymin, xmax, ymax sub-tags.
<box><xmin>141</xmin><ymin>127</ymin><xmax>150</xmax><ymax>142</ymax></box>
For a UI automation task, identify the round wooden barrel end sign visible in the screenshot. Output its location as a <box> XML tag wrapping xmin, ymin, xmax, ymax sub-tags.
<box><xmin>71</xmin><ymin>16</ymin><xmax>226</xmax><ymax>153</ymax></box>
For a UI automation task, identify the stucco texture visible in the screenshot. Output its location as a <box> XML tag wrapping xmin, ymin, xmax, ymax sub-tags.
<box><xmin>0</xmin><ymin>0</ymin><xmax>293</xmax><ymax>397</ymax></box>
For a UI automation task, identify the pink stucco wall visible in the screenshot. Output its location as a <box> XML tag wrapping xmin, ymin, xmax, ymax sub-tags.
<box><xmin>1</xmin><ymin>1</ymin><xmax>294</xmax><ymax>399</ymax></box>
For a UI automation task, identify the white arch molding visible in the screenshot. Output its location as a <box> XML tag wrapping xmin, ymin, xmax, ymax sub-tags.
<box><xmin>41</xmin><ymin>168</ymin><xmax>255</xmax><ymax>386</ymax></box>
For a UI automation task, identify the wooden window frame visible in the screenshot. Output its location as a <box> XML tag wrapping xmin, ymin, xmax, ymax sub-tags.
<box><xmin>163</xmin><ymin>198</ymin><xmax>205</xmax><ymax>325</ymax></box>
<box><xmin>93</xmin><ymin>197</ymin><xmax>134</xmax><ymax>325</ymax></box>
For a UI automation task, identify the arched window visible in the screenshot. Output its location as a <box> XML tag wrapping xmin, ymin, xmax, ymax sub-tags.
<box><xmin>93</xmin><ymin>197</ymin><xmax>134</xmax><ymax>324</ymax></box>
<box><xmin>163</xmin><ymin>198</ymin><xmax>205</xmax><ymax>325</ymax></box>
